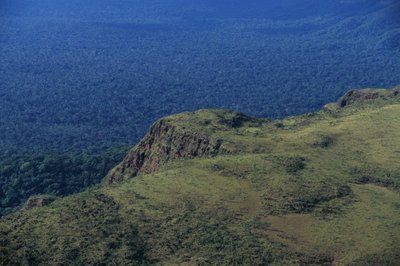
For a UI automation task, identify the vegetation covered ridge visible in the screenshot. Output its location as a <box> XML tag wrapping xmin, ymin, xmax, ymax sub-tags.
<box><xmin>107</xmin><ymin>86</ymin><xmax>400</xmax><ymax>184</ymax></box>
<box><xmin>107</xmin><ymin>110</ymin><xmax>264</xmax><ymax>184</ymax></box>
<box><xmin>1</xmin><ymin>86</ymin><xmax>400</xmax><ymax>265</ymax></box>
<box><xmin>336</xmin><ymin>86</ymin><xmax>400</xmax><ymax>107</ymax></box>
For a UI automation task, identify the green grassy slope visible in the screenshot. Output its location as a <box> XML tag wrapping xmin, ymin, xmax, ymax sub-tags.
<box><xmin>1</xmin><ymin>88</ymin><xmax>400</xmax><ymax>265</ymax></box>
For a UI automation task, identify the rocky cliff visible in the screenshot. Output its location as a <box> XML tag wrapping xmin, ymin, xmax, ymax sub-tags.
<box><xmin>337</xmin><ymin>86</ymin><xmax>400</xmax><ymax>107</ymax></box>
<box><xmin>107</xmin><ymin>118</ymin><xmax>223</xmax><ymax>184</ymax></box>
<box><xmin>106</xmin><ymin>109</ymin><xmax>263</xmax><ymax>184</ymax></box>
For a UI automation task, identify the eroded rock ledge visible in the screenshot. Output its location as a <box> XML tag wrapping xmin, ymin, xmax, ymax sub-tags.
<box><xmin>107</xmin><ymin>119</ymin><xmax>223</xmax><ymax>184</ymax></box>
<box><xmin>337</xmin><ymin>86</ymin><xmax>400</xmax><ymax>107</ymax></box>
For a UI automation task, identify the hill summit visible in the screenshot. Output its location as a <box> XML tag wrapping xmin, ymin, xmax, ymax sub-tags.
<box><xmin>107</xmin><ymin>110</ymin><xmax>263</xmax><ymax>184</ymax></box>
<box><xmin>1</xmin><ymin>87</ymin><xmax>400</xmax><ymax>265</ymax></box>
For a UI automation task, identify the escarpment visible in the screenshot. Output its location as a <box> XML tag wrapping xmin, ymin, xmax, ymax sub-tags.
<box><xmin>107</xmin><ymin>119</ymin><xmax>223</xmax><ymax>184</ymax></box>
<box><xmin>337</xmin><ymin>86</ymin><xmax>400</xmax><ymax>107</ymax></box>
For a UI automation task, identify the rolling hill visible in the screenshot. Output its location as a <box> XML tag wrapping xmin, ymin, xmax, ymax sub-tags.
<box><xmin>1</xmin><ymin>87</ymin><xmax>400</xmax><ymax>265</ymax></box>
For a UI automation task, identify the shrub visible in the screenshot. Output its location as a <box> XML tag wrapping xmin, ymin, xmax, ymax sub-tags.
<box><xmin>313</xmin><ymin>135</ymin><xmax>335</xmax><ymax>148</ymax></box>
<box><xmin>275</xmin><ymin>156</ymin><xmax>306</xmax><ymax>174</ymax></box>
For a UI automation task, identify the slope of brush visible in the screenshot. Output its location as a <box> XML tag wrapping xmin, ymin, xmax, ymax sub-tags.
<box><xmin>1</xmin><ymin>88</ymin><xmax>400</xmax><ymax>265</ymax></box>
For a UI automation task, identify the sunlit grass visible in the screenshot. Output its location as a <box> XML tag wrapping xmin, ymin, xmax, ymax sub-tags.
<box><xmin>1</xmin><ymin>95</ymin><xmax>400</xmax><ymax>264</ymax></box>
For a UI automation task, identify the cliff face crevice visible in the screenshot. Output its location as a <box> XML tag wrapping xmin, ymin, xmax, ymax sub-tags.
<box><xmin>107</xmin><ymin>119</ymin><xmax>222</xmax><ymax>184</ymax></box>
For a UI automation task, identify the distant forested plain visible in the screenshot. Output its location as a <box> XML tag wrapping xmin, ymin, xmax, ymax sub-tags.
<box><xmin>0</xmin><ymin>0</ymin><xmax>399</xmax><ymax>215</ymax></box>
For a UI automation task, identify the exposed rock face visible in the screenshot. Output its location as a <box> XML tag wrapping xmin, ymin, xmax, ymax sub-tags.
<box><xmin>107</xmin><ymin>119</ymin><xmax>223</xmax><ymax>184</ymax></box>
<box><xmin>25</xmin><ymin>195</ymin><xmax>56</xmax><ymax>209</ymax></box>
<box><xmin>337</xmin><ymin>87</ymin><xmax>400</xmax><ymax>107</ymax></box>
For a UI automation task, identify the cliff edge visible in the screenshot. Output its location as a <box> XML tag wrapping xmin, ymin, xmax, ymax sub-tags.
<box><xmin>107</xmin><ymin>109</ymin><xmax>262</xmax><ymax>184</ymax></box>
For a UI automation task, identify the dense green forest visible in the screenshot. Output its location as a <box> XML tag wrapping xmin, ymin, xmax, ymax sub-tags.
<box><xmin>0</xmin><ymin>147</ymin><xmax>128</xmax><ymax>216</ymax></box>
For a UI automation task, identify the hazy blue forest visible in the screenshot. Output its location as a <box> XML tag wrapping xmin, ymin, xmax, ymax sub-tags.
<box><xmin>0</xmin><ymin>0</ymin><xmax>399</xmax><ymax>215</ymax></box>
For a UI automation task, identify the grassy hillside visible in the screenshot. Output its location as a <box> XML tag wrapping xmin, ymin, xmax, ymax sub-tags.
<box><xmin>1</xmin><ymin>88</ymin><xmax>400</xmax><ymax>265</ymax></box>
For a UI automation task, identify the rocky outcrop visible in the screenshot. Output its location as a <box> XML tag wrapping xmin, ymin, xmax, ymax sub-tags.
<box><xmin>25</xmin><ymin>195</ymin><xmax>57</xmax><ymax>209</ymax></box>
<box><xmin>107</xmin><ymin>119</ymin><xmax>223</xmax><ymax>184</ymax></box>
<box><xmin>337</xmin><ymin>87</ymin><xmax>400</xmax><ymax>108</ymax></box>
